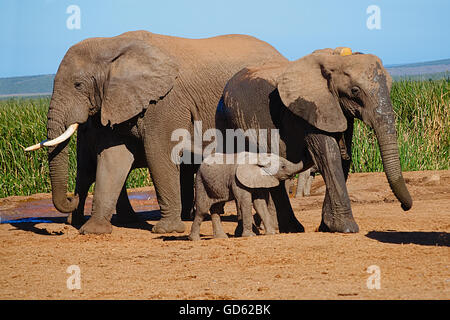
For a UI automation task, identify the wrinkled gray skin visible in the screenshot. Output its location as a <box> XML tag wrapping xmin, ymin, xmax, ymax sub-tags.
<box><xmin>46</xmin><ymin>30</ymin><xmax>284</xmax><ymax>234</ymax></box>
<box><xmin>217</xmin><ymin>48</ymin><xmax>413</xmax><ymax>233</ymax></box>
<box><xmin>189</xmin><ymin>153</ymin><xmax>303</xmax><ymax>240</ymax></box>
<box><xmin>69</xmin><ymin>115</ymin><xmax>199</xmax><ymax>226</ymax></box>
<box><xmin>67</xmin><ymin>114</ymin><xmax>147</xmax><ymax>226</ymax></box>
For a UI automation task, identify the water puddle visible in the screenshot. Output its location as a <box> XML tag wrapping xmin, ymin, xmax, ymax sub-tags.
<box><xmin>0</xmin><ymin>190</ymin><xmax>160</xmax><ymax>224</ymax></box>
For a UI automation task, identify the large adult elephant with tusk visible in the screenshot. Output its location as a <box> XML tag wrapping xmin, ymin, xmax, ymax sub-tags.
<box><xmin>26</xmin><ymin>30</ymin><xmax>285</xmax><ymax>234</ymax></box>
<box><xmin>217</xmin><ymin>47</ymin><xmax>413</xmax><ymax>233</ymax></box>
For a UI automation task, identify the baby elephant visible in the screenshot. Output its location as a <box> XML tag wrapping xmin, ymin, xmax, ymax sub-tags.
<box><xmin>189</xmin><ymin>152</ymin><xmax>304</xmax><ymax>240</ymax></box>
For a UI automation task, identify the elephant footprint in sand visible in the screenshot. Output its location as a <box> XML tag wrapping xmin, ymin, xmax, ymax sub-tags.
<box><xmin>189</xmin><ymin>152</ymin><xmax>304</xmax><ymax>241</ymax></box>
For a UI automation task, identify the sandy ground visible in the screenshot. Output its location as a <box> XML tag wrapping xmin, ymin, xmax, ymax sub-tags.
<box><xmin>0</xmin><ymin>170</ymin><xmax>449</xmax><ymax>300</ymax></box>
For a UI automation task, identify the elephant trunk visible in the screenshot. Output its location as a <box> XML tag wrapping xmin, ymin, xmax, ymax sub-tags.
<box><xmin>372</xmin><ymin>100</ymin><xmax>412</xmax><ymax>211</ymax></box>
<box><xmin>47</xmin><ymin>103</ymin><xmax>79</xmax><ymax>213</ymax></box>
<box><xmin>376</xmin><ymin>134</ymin><xmax>412</xmax><ymax>211</ymax></box>
<box><xmin>293</xmin><ymin>160</ymin><xmax>306</xmax><ymax>176</ymax></box>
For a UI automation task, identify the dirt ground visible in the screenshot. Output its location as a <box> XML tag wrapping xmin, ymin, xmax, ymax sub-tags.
<box><xmin>0</xmin><ymin>170</ymin><xmax>449</xmax><ymax>300</ymax></box>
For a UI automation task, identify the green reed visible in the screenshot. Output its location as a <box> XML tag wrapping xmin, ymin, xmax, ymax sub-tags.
<box><xmin>0</xmin><ymin>79</ymin><xmax>448</xmax><ymax>197</ymax></box>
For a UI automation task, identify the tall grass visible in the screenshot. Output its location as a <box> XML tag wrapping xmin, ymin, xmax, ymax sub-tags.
<box><xmin>351</xmin><ymin>79</ymin><xmax>449</xmax><ymax>172</ymax></box>
<box><xmin>0</xmin><ymin>79</ymin><xmax>448</xmax><ymax>198</ymax></box>
<box><xmin>0</xmin><ymin>98</ymin><xmax>150</xmax><ymax>198</ymax></box>
<box><xmin>0</xmin><ymin>98</ymin><xmax>63</xmax><ymax>197</ymax></box>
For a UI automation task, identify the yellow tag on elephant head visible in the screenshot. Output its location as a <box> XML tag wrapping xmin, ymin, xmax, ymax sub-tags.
<box><xmin>339</xmin><ymin>47</ymin><xmax>352</xmax><ymax>56</ymax></box>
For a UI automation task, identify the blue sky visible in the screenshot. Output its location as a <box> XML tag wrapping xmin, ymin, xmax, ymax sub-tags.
<box><xmin>1</xmin><ymin>0</ymin><xmax>449</xmax><ymax>77</ymax></box>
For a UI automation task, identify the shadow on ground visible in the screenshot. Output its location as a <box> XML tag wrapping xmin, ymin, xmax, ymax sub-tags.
<box><xmin>366</xmin><ymin>231</ymin><xmax>449</xmax><ymax>247</ymax></box>
<box><xmin>2</xmin><ymin>210</ymin><xmax>164</xmax><ymax>235</ymax></box>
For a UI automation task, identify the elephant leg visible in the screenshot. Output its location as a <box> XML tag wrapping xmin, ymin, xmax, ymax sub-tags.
<box><xmin>79</xmin><ymin>144</ymin><xmax>134</xmax><ymax>235</ymax></box>
<box><xmin>68</xmin><ymin>132</ymin><xmax>95</xmax><ymax>227</ymax></box>
<box><xmin>210</xmin><ymin>203</ymin><xmax>228</xmax><ymax>239</ymax></box>
<box><xmin>234</xmin><ymin>199</ymin><xmax>243</xmax><ymax>237</ymax></box>
<box><xmin>235</xmin><ymin>192</ymin><xmax>255</xmax><ymax>237</ymax></box>
<box><xmin>188</xmin><ymin>212</ymin><xmax>205</xmax><ymax>241</ymax></box>
<box><xmin>295</xmin><ymin>168</ymin><xmax>311</xmax><ymax>198</ymax></box>
<box><xmin>266</xmin><ymin>192</ymin><xmax>279</xmax><ymax>233</ymax></box>
<box><xmin>210</xmin><ymin>203</ymin><xmax>227</xmax><ymax>238</ymax></box>
<box><xmin>67</xmin><ymin>128</ymin><xmax>90</xmax><ymax>226</ymax></box>
<box><xmin>271</xmin><ymin>181</ymin><xmax>305</xmax><ymax>233</ymax></box>
<box><xmin>241</xmin><ymin>207</ymin><xmax>255</xmax><ymax>237</ymax></box>
<box><xmin>146</xmin><ymin>150</ymin><xmax>185</xmax><ymax>234</ymax></box>
<box><xmin>115</xmin><ymin>182</ymin><xmax>139</xmax><ymax>224</ymax></box>
<box><xmin>253</xmin><ymin>195</ymin><xmax>276</xmax><ymax>235</ymax></box>
<box><xmin>305</xmin><ymin>131</ymin><xmax>359</xmax><ymax>233</ymax></box>
<box><xmin>189</xmin><ymin>201</ymin><xmax>211</xmax><ymax>241</ymax></box>
<box><xmin>341</xmin><ymin>120</ymin><xmax>354</xmax><ymax>183</ymax></box>
<box><xmin>304</xmin><ymin>173</ymin><xmax>314</xmax><ymax>196</ymax></box>
<box><xmin>234</xmin><ymin>200</ymin><xmax>261</xmax><ymax>237</ymax></box>
<box><xmin>180</xmin><ymin>163</ymin><xmax>195</xmax><ymax>221</ymax></box>
<box><xmin>67</xmin><ymin>167</ymin><xmax>94</xmax><ymax>227</ymax></box>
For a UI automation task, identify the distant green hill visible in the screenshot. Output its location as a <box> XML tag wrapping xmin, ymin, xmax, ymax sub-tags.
<box><xmin>0</xmin><ymin>74</ymin><xmax>54</xmax><ymax>98</ymax></box>
<box><xmin>386</xmin><ymin>58</ymin><xmax>450</xmax><ymax>80</ymax></box>
<box><xmin>390</xmin><ymin>71</ymin><xmax>450</xmax><ymax>81</ymax></box>
<box><xmin>0</xmin><ymin>58</ymin><xmax>449</xmax><ymax>97</ymax></box>
<box><xmin>386</xmin><ymin>58</ymin><xmax>450</xmax><ymax>68</ymax></box>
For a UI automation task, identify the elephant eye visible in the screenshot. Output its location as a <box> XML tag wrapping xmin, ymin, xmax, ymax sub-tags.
<box><xmin>74</xmin><ymin>82</ymin><xmax>83</xmax><ymax>90</ymax></box>
<box><xmin>351</xmin><ymin>86</ymin><xmax>360</xmax><ymax>96</ymax></box>
<box><xmin>281</xmin><ymin>165</ymin><xmax>286</xmax><ymax>169</ymax></box>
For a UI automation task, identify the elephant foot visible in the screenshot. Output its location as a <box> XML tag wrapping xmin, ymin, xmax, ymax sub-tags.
<box><xmin>278</xmin><ymin>216</ymin><xmax>305</xmax><ymax>233</ymax></box>
<box><xmin>79</xmin><ymin>217</ymin><xmax>113</xmax><ymax>235</ymax></box>
<box><xmin>264</xmin><ymin>229</ymin><xmax>277</xmax><ymax>236</ymax></box>
<box><xmin>318</xmin><ymin>214</ymin><xmax>359</xmax><ymax>233</ymax></box>
<box><xmin>152</xmin><ymin>218</ymin><xmax>185</xmax><ymax>234</ymax></box>
<box><xmin>188</xmin><ymin>232</ymin><xmax>201</xmax><ymax>241</ymax></box>
<box><xmin>67</xmin><ymin>211</ymin><xmax>85</xmax><ymax>227</ymax></box>
<box><xmin>234</xmin><ymin>221</ymin><xmax>260</xmax><ymax>237</ymax></box>
<box><xmin>261</xmin><ymin>220</ymin><xmax>278</xmax><ymax>235</ymax></box>
<box><xmin>241</xmin><ymin>230</ymin><xmax>256</xmax><ymax>237</ymax></box>
<box><xmin>213</xmin><ymin>231</ymin><xmax>229</xmax><ymax>239</ymax></box>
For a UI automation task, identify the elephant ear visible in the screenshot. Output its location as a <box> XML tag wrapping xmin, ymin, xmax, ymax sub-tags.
<box><xmin>100</xmin><ymin>37</ymin><xmax>179</xmax><ymax>126</ymax></box>
<box><xmin>276</xmin><ymin>54</ymin><xmax>347</xmax><ymax>133</ymax></box>
<box><xmin>236</xmin><ymin>164</ymin><xmax>280</xmax><ymax>189</ymax></box>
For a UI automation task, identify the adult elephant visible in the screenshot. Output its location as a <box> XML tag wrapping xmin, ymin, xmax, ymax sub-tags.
<box><xmin>217</xmin><ymin>47</ymin><xmax>412</xmax><ymax>233</ymax></box>
<box><xmin>26</xmin><ymin>30</ymin><xmax>285</xmax><ymax>234</ymax></box>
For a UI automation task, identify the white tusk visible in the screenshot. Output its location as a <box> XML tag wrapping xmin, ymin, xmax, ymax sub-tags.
<box><xmin>24</xmin><ymin>123</ymin><xmax>79</xmax><ymax>152</ymax></box>
<box><xmin>43</xmin><ymin>123</ymin><xmax>79</xmax><ymax>147</ymax></box>
<box><xmin>24</xmin><ymin>140</ymin><xmax>48</xmax><ymax>152</ymax></box>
